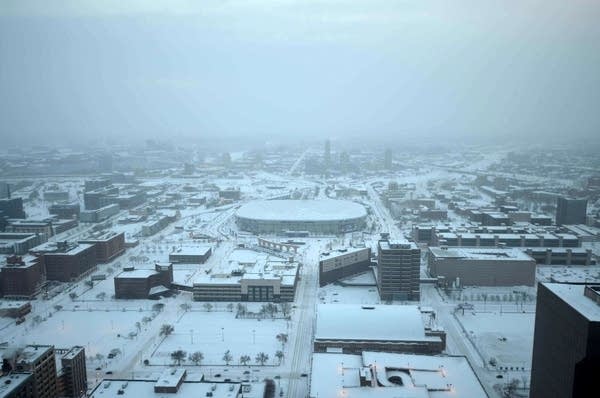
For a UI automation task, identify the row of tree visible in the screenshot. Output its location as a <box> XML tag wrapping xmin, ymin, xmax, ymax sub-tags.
<box><xmin>169</xmin><ymin>349</ymin><xmax>283</xmax><ymax>366</ymax></box>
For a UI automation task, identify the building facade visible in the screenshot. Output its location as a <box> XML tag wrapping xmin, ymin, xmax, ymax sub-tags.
<box><xmin>530</xmin><ymin>283</ymin><xmax>600</xmax><ymax>398</ymax></box>
<box><xmin>319</xmin><ymin>247</ymin><xmax>372</xmax><ymax>287</ymax></box>
<box><xmin>556</xmin><ymin>197</ymin><xmax>587</xmax><ymax>226</ymax></box>
<box><xmin>377</xmin><ymin>240</ymin><xmax>420</xmax><ymax>301</ymax></box>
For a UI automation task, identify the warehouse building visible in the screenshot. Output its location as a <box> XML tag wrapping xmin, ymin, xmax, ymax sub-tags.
<box><xmin>428</xmin><ymin>247</ymin><xmax>536</xmax><ymax>286</ymax></box>
<box><xmin>314</xmin><ymin>304</ymin><xmax>445</xmax><ymax>354</ymax></box>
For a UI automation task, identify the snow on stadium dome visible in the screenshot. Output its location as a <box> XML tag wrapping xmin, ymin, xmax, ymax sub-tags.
<box><xmin>235</xmin><ymin>199</ymin><xmax>367</xmax><ymax>234</ymax></box>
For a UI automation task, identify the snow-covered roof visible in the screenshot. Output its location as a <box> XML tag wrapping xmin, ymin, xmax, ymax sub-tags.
<box><xmin>315</xmin><ymin>304</ymin><xmax>434</xmax><ymax>342</ymax></box>
<box><xmin>89</xmin><ymin>379</ymin><xmax>264</xmax><ymax>398</ymax></box>
<box><xmin>236</xmin><ymin>199</ymin><xmax>366</xmax><ymax>221</ymax></box>
<box><xmin>543</xmin><ymin>283</ymin><xmax>600</xmax><ymax>321</ymax></box>
<box><xmin>310</xmin><ymin>352</ymin><xmax>488</xmax><ymax>398</ymax></box>
<box><xmin>429</xmin><ymin>247</ymin><xmax>533</xmax><ymax>261</ymax></box>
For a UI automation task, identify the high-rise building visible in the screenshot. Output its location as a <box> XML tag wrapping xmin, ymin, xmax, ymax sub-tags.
<box><xmin>14</xmin><ymin>345</ymin><xmax>57</xmax><ymax>398</ymax></box>
<box><xmin>324</xmin><ymin>139</ymin><xmax>331</xmax><ymax>170</ymax></box>
<box><xmin>0</xmin><ymin>198</ymin><xmax>26</xmax><ymax>219</ymax></box>
<box><xmin>530</xmin><ymin>283</ymin><xmax>600</xmax><ymax>398</ymax></box>
<box><xmin>384</xmin><ymin>148</ymin><xmax>392</xmax><ymax>169</ymax></box>
<box><xmin>377</xmin><ymin>240</ymin><xmax>421</xmax><ymax>301</ymax></box>
<box><xmin>556</xmin><ymin>197</ymin><xmax>587</xmax><ymax>225</ymax></box>
<box><xmin>58</xmin><ymin>347</ymin><xmax>87</xmax><ymax>398</ymax></box>
<box><xmin>0</xmin><ymin>182</ymin><xmax>10</xmax><ymax>199</ymax></box>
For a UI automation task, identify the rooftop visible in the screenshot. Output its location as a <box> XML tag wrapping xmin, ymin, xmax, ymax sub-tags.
<box><xmin>89</xmin><ymin>379</ymin><xmax>264</xmax><ymax>398</ymax></box>
<box><xmin>544</xmin><ymin>283</ymin><xmax>600</xmax><ymax>321</ymax></box>
<box><xmin>310</xmin><ymin>352</ymin><xmax>487</xmax><ymax>398</ymax></box>
<box><xmin>429</xmin><ymin>247</ymin><xmax>533</xmax><ymax>261</ymax></box>
<box><xmin>315</xmin><ymin>304</ymin><xmax>438</xmax><ymax>342</ymax></box>
<box><xmin>236</xmin><ymin>199</ymin><xmax>366</xmax><ymax>221</ymax></box>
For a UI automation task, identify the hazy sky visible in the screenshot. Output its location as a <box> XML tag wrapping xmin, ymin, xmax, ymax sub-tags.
<box><xmin>1</xmin><ymin>0</ymin><xmax>599</xmax><ymax>146</ymax></box>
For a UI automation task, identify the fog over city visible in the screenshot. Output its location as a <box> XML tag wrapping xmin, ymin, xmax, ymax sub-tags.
<box><xmin>1</xmin><ymin>2</ymin><xmax>600</xmax><ymax>398</ymax></box>
<box><xmin>2</xmin><ymin>0</ymin><xmax>600</xmax><ymax>146</ymax></box>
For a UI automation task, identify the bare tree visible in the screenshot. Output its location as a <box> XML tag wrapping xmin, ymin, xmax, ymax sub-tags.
<box><xmin>275</xmin><ymin>350</ymin><xmax>284</xmax><ymax>364</ymax></box>
<box><xmin>240</xmin><ymin>355</ymin><xmax>251</xmax><ymax>366</ymax></box>
<box><xmin>171</xmin><ymin>350</ymin><xmax>187</xmax><ymax>366</ymax></box>
<box><xmin>255</xmin><ymin>352</ymin><xmax>269</xmax><ymax>366</ymax></box>
<box><xmin>189</xmin><ymin>351</ymin><xmax>204</xmax><ymax>365</ymax></box>
<box><xmin>222</xmin><ymin>350</ymin><xmax>233</xmax><ymax>365</ymax></box>
<box><xmin>180</xmin><ymin>303</ymin><xmax>192</xmax><ymax>312</ymax></box>
<box><xmin>203</xmin><ymin>303</ymin><xmax>213</xmax><ymax>312</ymax></box>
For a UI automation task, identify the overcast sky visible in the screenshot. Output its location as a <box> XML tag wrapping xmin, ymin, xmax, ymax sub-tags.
<box><xmin>1</xmin><ymin>0</ymin><xmax>599</xmax><ymax>146</ymax></box>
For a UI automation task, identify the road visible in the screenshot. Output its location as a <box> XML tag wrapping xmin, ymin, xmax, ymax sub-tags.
<box><xmin>286</xmin><ymin>241</ymin><xmax>320</xmax><ymax>398</ymax></box>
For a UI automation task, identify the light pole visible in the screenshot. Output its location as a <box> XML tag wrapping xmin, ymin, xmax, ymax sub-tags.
<box><xmin>252</xmin><ymin>329</ymin><xmax>255</xmax><ymax>344</ymax></box>
<box><xmin>221</xmin><ymin>327</ymin><xmax>224</xmax><ymax>342</ymax></box>
<box><xmin>190</xmin><ymin>329</ymin><xmax>193</xmax><ymax>344</ymax></box>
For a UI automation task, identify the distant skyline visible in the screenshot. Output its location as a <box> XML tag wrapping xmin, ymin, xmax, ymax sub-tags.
<box><xmin>1</xmin><ymin>0</ymin><xmax>599</xmax><ymax>146</ymax></box>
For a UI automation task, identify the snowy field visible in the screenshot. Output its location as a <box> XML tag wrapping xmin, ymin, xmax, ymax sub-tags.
<box><xmin>8</xmin><ymin>309</ymin><xmax>152</xmax><ymax>357</ymax></box>
<box><xmin>151</xmin><ymin>311</ymin><xmax>288</xmax><ymax>366</ymax></box>
<box><xmin>456</xmin><ymin>312</ymin><xmax>535</xmax><ymax>370</ymax></box>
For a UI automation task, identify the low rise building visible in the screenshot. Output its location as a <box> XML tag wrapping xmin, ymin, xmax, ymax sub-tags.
<box><xmin>79</xmin><ymin>232</ymin><xmax>125</xmax><ymax>263</ymax></box>
<box><xmin>428</xmin><ymin>247</ymin><xmax>536</xmax><ymax>286</ymax></box>
<box><xmin>31</xmin><ymin>241</ymin><xmax>97</xmax><ymax>282</ymax></box>
<box><xmin>314</xmin><ymin>304</ymin><xmax>445</xmax><ymax>354</ymax></box>
<box><xmin>193</xmin><ymin>249</ymin><xmax>299</xmax><ymax>302</ymax></box>
<box><xmin>79</xmin><ymin>204</ymin><xmax>120</xmax><ymax>223</ymax></box>
<box><xmin>0</xmin><ymin>256</ymin><xmax>45</xmax><ymax>299</ymax></box>
<box><xmin>114</xmin><ymin>263</ymin><xmax>173</xmax><ymax>299</ymax></box>
<box><xmin>168</xmin><ymin>246</ymin><xmax>212</xmax><ymax>264</ymax></box>
<box><xmin>319</xmin><ymin>247</ymin><xmax>371</xmax><ymax>287</ymax></box>
<box><xmin>0</xmin><ymin>233</ymin><xmax>47</xmax><ymax>255</ymax></box>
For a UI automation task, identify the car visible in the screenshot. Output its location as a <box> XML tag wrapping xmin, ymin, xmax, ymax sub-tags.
<box><xmin>224</xmin><ymin>378</ymin><xmax>231</xmax><ymax>382</ymax></box>
<box><xmin>300</xmin><ymin>373</ymin><xmax>308</xmax><ymax>377</ymax></box>
<box><xmin>243</xmin><ymin>371</ymin><xmax>251</xmax><ymax>375</ymax></box>
<box><xmin>496</xmin><ymin>375</ymin><xmax>504</xmax><ymax>379</ymax></box>
<box><xmin>95</xmin><ymin>367</ymin><xmax>101</xmax><ymax>371</ymax></box>
<box><xmin>214</xmin><ymin>374</ymin><xmax>221</xmax><ymax>378</ymax></box>
<box><xmin>105</xmin><ymin>371</ymin><xmax>113</xmax><ymax>375</ymax></box>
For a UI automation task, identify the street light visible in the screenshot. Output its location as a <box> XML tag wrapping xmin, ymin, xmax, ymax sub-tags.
<box><xmin>190</xmin><ymin>329</ymin><xmax>194</xmax><ymax>344</ymax></box>
<box><xmin>221</xmin><ymin>327</ymin><xmax>224</xmax><ymax>342</ymax></box>
<box><xmin>252</xmin><ymin>329</ymin><xmax>255</xmax><ymax>344</ymax></box>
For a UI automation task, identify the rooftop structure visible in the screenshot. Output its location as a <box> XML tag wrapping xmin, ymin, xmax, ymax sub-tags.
<box><xmin>89</xmin><ymin>379</ymin><xmax>265</xmax><ymax>398</ymax></box>
<box><xmin>309</xmin><ymin>351</ymin><xmax>488</xmax><ymax>398</ymax></box>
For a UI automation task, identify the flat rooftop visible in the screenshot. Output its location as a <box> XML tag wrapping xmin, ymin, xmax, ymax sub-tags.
<box><xmin>236</xmin><ymin>199</ymin><xmax>367</xmax><ymax>221</ymax></box>
<box><xmin>310</xmin><ymin>351</ymin><xmax>487</xmax><ymax>398</ymax></box>
<box><xmin>378</xmin><ymin>240</ymin><xmax>418</xmax><ymax>251</ymax></box>
<box><xmin>115</xmin><ymin>268</ymin><xmax>160</xmax><ymax>279</ymax></box>
<box><xmin>320</xmin><ymin>246</ymin><xmax>369</xmax><ymax>260</ymax></box>
<box><xmin>89</xmin><ymin>379</ymin><xmax>264</xmax><ymax>398</ymax></box>
<box><xmin>315</xmin><ymin>304</ymin><xmax>437</xmax><ymax>342</ymax></box>
<box><xmin>543</xmin><ymin>283</ymin><xmax>600</xmax><ymax>322</ymax></box>
<box><xmin>193</xmin><ymin>248</ymin><xmax>297</xmax><ymax>286</ymax></box>
<box><xmin>429</xmin><ymin>247</ymin><xmax>533</xmax><ymax>261</ymax></box>
<box><xmin>170</xmin><ymin>246</ymin><xmax>212</xmax><ymax>256</ymax></box>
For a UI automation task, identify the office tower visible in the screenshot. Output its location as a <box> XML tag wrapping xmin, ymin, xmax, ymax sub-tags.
<box><xmin>15</xmin><ymin>345</ymin><xmax>57</xmax><ymax>398</ymax></box>
<box><xmin>377</xmin><ymin>240</ymin><xmax>421</xmax><ymax>301</ymax></box>
<box><xmin>384</xmin><ymin>148</ymin><xmax>392</xmax><ymax>169</ymax></box>
<box><xmin>556</xmin><ymin>197</ymin><xmax>587</xmax><ymax>225</ymax></box>
<box><xmin>59</xmin><ymin>347</ymin><xmax>87</xmax><ymax>398</ymax></box>
<box><xmin>324</xmin><ymin>139</ymin><xmax>331</xmax><ymax>170</ymax></box>
<box><xmin>530</xmin><ymin>283</ymin><xmax>600</xmax><ymax>398</ymax></box>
